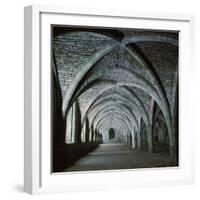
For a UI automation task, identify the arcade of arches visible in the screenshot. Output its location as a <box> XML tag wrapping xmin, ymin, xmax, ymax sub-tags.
<box><xmin>52</xmin><ymin>26</ymin><xmax>178</xmax><ymax>172</ymax></box>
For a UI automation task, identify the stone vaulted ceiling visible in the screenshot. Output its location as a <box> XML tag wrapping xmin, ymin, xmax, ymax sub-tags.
<box><xmin>53</xmin><ymin>26</ymin><xmax>178</xmax><ymax>153</ymax></box>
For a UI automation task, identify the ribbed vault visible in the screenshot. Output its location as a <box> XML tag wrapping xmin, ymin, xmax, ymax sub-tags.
<box><xmin>52</xmin><ymin>26</ymin><xmax>178</xmax><ymax>172</ymax></box>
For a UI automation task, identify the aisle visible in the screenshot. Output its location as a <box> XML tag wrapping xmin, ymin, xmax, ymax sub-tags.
<box><xmin>64</xmin><ymin>143</ymin><xmax>173</xmax><ymax>172</ymax></box>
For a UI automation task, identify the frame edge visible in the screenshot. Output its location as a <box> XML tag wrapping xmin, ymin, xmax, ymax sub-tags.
<box><xmin>24</xmin><ymin>5</ymin><xmax>196</xmax><ymax>194</ymax></box>
<box><xmin>24</xmin><ymin>5</ymin><xmax>33</xmax><ymax>194</ymax></box>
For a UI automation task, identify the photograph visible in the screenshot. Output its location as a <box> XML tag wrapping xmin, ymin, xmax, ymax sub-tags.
<box><xmin>51</xmin><ymin>25</ymin><xmax>179</xmax><ymax>173</ymax></box>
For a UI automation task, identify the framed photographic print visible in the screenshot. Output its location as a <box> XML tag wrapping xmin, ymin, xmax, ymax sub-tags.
<box><xmin>24</xmin><ymin>5</ymin><xmax>195</xmax><ymax>194</ymax></box>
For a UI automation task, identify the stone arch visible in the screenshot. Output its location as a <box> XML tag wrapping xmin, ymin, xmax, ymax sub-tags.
<box><xmin>94</xmin><ymin>110</ymin><xmax>134</xmax><ymax>134</ymax></box>
<box><xmin>62</xmin><ymin>32</ymin><xmax>175</xmax><ymax>123</ymax></box>
<box><xmin>140</xmin><ymin>118</ymin><xmax>148</xmax><ymax>150</ymax></box>
<box><xmin>76</xmin><ymin>74</ymin><xmax>169</xmax><ymax>150</ymax></box>
<box><xmin>96</xmin><ymin>115</ymin><xmax>133</xmax><ymax>143</ymax></box>
<box><xmin>122</xmin><ymin>34</ymin><xmax>178</xmax><ymax>47</ymax></box>
<box><xmin>53</xmin><ymin>29</ymin><xmax>124</xmax><ymax>42</ymax></box>
<box><xmin>97</xmin><ymin>116</ymin><xmax>128</xmax><ymax>134</ymax></box>
<box><xmin>92</xmin><ymin>107</ymin><xmax>137</xmax><ymax>132</ymax></box>
<box><xmin>61</xmin><ymin>31</ymin><xmax>176</xmax><ymax>156</ymax></box>
<box><xmin>86</xmin><ymin>95</ymin><xmax>140</xmax><ymax>128</ymax></box>
<box><xmin>62</xmin><ymin>44</ymin><xmax>118</xmax><ymax>114</ymax></box>
<box><xmin>82</xmin><ymin>86</ymin><xmax>149</xmax><ymax>128</ymax></box>
<box><xmin>98</xmin><ymin>120</ymin><xmax>127</xmax><ymax>138</ymax></box>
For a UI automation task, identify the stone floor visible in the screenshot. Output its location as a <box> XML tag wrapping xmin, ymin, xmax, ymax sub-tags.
<box><xmin>64</xmin><ymin>143</ymin><xmax>175</xmax><ymax>172</ymax></box>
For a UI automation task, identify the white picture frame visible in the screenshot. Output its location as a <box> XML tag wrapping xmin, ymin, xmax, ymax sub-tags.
<box><xmin>24</xmin><ymin>5</ymin><xmax>195</xmax><ymax>194</ymax></box>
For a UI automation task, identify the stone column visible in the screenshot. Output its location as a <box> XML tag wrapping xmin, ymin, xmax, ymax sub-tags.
<box><xmin>91</xmin><ymin>125</ymin><xmax>94</xmax><ymax>142</ymax></box>
<box><xmin>131</xmin><ymin>132</ymin><xmax>135</xmax><ymax>149</ymax></box>
<box><xmin>137</xmin><ymin>127</ymin><xmax>142</xmax><ymax>149</ymax></box>
<box><xmin>85</xmin><ymin>118</ymin><xmax>89</xmax><ymax>143</ymax></box>
<box><xmin>147</xmin><ymin>125</ymin><xmax>154</xmax><ymax>153</ymax></box>
<box><xmin>158</xmin><ymin>125</ymin><xmax>165</xmax><ymax>144</ymax></box>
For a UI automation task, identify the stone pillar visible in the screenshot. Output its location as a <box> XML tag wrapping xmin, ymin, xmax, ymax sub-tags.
<box><xmin>169</xmin><ymin>129</ymin><xmax>175</xmax><ymax>157</ymax></box>
<box><xmin>81</xmin><ymin>122</ymin><xmax>86</xmax><ymax>142</ymax></box>
<box><xmin>167</xmin><ymin>124</ymin><xmax>175</xmax><ymax>158</ymax></box>
<box><xmin>72</xmin><ymin>102</ymin><xmax>77</xmax><ymax>143</ymax></box>
<box><xmin>129</xmin><ymin>133</ymin><xmax>132</xmax><ymax>147</ymax></box>
<box><xmin>137</xmin><ymin>128</ymin><xmax>141</xmax><ymax>149</ymax></box>
<box><xmin>85</xmin><ymin>118</ymin><xmax>89</xmax><ymax>143</ymax></box>
<box><xmin>147</xmin><ymin>125</ymin><xmax>153</xmax><ymax>153</ymax></box>
<box><xmin>131</xmin><ymin>132</ymin><xmax>135</xmax><ymax>149</ymax></box>
<box><xmin>91</xmin><ymin>125</ymin><xmax>94</xmax><ymax>142</ymax></box>
<box><xmin>134</xmin><ymin>130</ymin><xmax>138</xmax><ymax>149</ymax></box>
<box><xmin>95</xmin><ymin>130</ymin><xmax>98</xmax><ymax>142</ymax></box>
<box><xmin>89</xmin><ymin>128</ymin><xmax>92</xmax><ymax>142</ymax></box>
<box><xmin>65</xmin><ymin>107</ymin><xmax>73</xmax><ymax>143</ymax></box>
<box><xmin>69</xmin><ymin>101</ymin><xmax>82</xmax><ymax>144</ymax></box>
<box><xmin>126</xmin><ymin>134</ymin><xmax>129</xmax><ymax>144</ymax></box>
<box><xmin>93</xmin><ymin>128</ymin><xmax>96</xmax><ymax>141</ymax></box>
